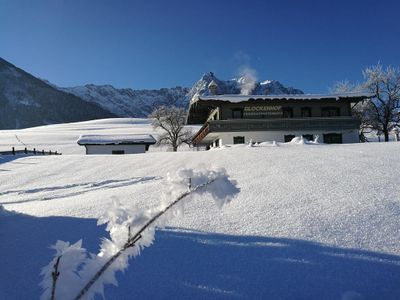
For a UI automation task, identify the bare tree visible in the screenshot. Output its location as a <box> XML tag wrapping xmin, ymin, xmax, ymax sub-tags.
<box><xmin>351</xmin><ymin>101</ymin><xmax>375</xmax><ymax>142</ymax></box>
<box><xmin>361</xmin><ymin>64</ymin><xmax>400</xmax><ymax>142</ymax></box>
<box><xmin>331</xmin><ymin>64</ymin><xmax>400</xmax><ymax>142</ymax></box>
<box><xmin>329</xmin><ymin>80</ymin><xmax>360</xmax><ymax>94</ymax></box>
<box><xmin>330</xmin><ymin>80</ymin><xmax>372</xmax><ymax>141</ymax></box>
<box><xmin>149</xmin><ymin>106</ymin><xmax>193</xmax><ymax>151</ymax></box>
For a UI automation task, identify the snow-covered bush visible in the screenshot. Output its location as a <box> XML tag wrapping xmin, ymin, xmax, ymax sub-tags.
<box><xmin>40</xmin><ymin>166</ymin><xmax>239</xmax><ymax>300</ymax></box>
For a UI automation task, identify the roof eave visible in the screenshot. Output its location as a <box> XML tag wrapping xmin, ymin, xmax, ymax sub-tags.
<box><xmin>78</xmin><ymin>141</ymin><xmax>156</xmax><ymax>146</ymax></box>
<box><xmin>195</xmin><ymin>92</ymin><xmax>375</xmax><ymax>102</ymax></box>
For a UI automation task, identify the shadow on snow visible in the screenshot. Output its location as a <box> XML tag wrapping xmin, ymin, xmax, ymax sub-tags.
<box><xmin>0</xmin><ymin>209</ymin><xmax>399</xmax><ymax>300</ymax></box>
<box><xmin>0</xmin><ymin>154</ymin><xmax>35</xmax><ymax>171</ymax></box>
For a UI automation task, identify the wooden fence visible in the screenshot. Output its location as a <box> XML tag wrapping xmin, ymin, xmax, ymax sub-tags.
<box><xmin>0</xmin><ymin>147</ymin><xmax>62</xmax><ymax>156</ymax></box>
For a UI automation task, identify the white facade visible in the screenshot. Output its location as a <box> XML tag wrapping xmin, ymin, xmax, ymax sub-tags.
<box><xmin>84</xmin><ymin>144</ymin><xmax>147</xmax><ymax>155</ymax></box>
<box><xmin>188</xmin><ymin>93</ymin><xmax>373</xmax><ymax>147</ymax></box>
<box><xmin>207</xmin><ymin>129</ymin><xmax>359</xmax><ymax>147</ymax></box>
<box><xmin>77</xmin><ymin>134</ymin><xmax>156</xmax><ymax>155</ymax></box>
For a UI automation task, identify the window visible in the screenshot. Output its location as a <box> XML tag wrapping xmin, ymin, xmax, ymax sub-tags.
<box><xmin>321</xmin><ymin>107</ymin><xmax>340</xmax><ymax>117</ymax></box>
<box><xmin>301</xmin><ymin>107</ymin><xmax>312</xmax><ymax>117</ymax></box>
<box><xmin>282</xmin><ymin>107</ymin><xmax>293</xmax><ymax>118</ymax></box>
<box><xmin>233</xmin><ymin>136</ymin><xmax>245</xmax><ymax>144</ymax></box>
<box><xmin>112</xmin><ymin>150</ymin><xmax>125</xmax><ymax>154</ymax></box>
<box><xmin>284</xmin><ymin>135</ymin><xmax>295</xmax><ymax>142</ymax></box>
<box><xmin>302</xmin><ymin>134</ymin><xmax>314</xmax><ymax>142</ymax></box>
<box><xmin>232</xmin><ymin>108</ymin><xmax>243</xmax><ymax>119</ymax></box>
<box><xmin>323</xmin><ymin>133</ymin><xmax>342</xmax><ymax>144</ymax></box>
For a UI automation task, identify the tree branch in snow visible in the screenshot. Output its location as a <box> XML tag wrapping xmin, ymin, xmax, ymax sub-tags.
<box><xmin>74</xmin><ymin>171</ymin><xmax>232</xmax><ymax>299</ymax></box>
<box><xmin>50</xmin><ymin>256</ymin><xmax>61</xmax><ymax>300</ymax></box>
<box><xmin>40</xmin><ymin>240</ymin><xmax>87</xmax><ymax>300</ymax></box>
<box><xmin>40</xmin><ymin>167</ymin><xmax>239</xmax><ymax>300</ymax></box>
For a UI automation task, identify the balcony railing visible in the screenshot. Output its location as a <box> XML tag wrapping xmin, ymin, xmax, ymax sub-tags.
<box><xmin>207</xmin><ymin>117</ymin><xmax>360</xmax><ymax>132</ymax></box>
<box><xmin>192</xmin><ymin>117</ymin><xmax>360</xmax><ymax>144</ymax></box>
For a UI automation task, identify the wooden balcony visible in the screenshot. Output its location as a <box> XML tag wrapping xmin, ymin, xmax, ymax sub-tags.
<box><xmin>192</xmin><ymin>117</ymin><xmax>360</xmax><ymax>144</ymax></box>
<box><xmin>208</xmin><ymin>117</ymin><xmax>360</xmax><ymax>132</ymax></box>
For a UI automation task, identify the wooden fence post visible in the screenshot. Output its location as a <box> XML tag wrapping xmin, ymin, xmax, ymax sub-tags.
<box><xmin>42</xmin><ymin>150</ymin><xmax>45</xmax><ymax>155</ymax></box>
<box><xmin>49</xmin><ymin>150</ymin><xmax>52</xmax><ymax>155</ymax></box>
<box><xmin>33</xmin><ymin>148</ymin><xmax>36</xmax><ymax>155</ymax></box>
<box><xmin>12</xmin><ymin>147</ymin><xmax>15</xmax><ymax>155</ymax></box>
<box><xmin>24</xmin><ymin>147</ymin><xmax>27</xmax><ymax>154</ymax></box>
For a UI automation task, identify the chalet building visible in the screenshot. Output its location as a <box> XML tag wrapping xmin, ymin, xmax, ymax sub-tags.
<box><xmin>186</xmin><ymin>93</ymin><xmax>373</xmax><ymax>147</ymax></box>
<box><xmin>77</xmin><ymin>134</ymin><xmax>156</xmax><ymax>154</ymax></box>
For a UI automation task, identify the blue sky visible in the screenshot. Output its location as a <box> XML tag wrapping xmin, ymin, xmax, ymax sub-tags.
<box><xmin>1</xmin><ymin>0</ymin><xmax>399</xmax><ymax>92</ymax></box>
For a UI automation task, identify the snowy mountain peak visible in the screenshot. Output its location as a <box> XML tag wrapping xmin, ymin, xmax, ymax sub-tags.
<box><xmin>187</xmin><ymin>72</ymin><xmax>303</xmax><ymax>103</ymax></box>
<box><xmin>260</xmin><ymin>80</ymin><xmax>273</xmax><ymax>85</ymax></box>
<box><xmin>200</xmin><ymin>72</ymin><xmax>217</xmax><ymax>82</ymax></box>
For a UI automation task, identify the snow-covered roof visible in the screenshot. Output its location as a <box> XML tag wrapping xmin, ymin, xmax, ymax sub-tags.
<box><xmin>194</xmin><ymin>92</ymin><xmax>374</xmax><ymax>103</ymax></box>
<box><xmin>77</xmin><ymin>134</ymin><xmax>156</xmax><ymax>145</ymax></box>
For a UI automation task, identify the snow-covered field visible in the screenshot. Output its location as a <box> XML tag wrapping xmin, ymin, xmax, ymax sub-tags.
<box><xmin>0</xmin><ymin>118</ymin><xmax>162</xmax><ymax>154</ymax></box>
<box><xmin>1</xmin><ymin>119</ymin><xmax>400</xmax><ymax>299</ymax></box>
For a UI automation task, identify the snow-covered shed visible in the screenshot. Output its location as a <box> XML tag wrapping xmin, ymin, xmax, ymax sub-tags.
<box><xmin>77</xmin><ymin>134</ymin><xmax>156</xmax><ymax>155</ymax></box>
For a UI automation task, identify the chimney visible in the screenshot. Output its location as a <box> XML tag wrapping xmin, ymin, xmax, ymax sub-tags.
<box><xmin>208</xmin><ymin>80</ymin><xmax>218</xmax><ymax>95</ymax></box>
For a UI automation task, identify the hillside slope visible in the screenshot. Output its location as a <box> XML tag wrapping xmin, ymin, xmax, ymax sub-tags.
<box><xmin>0</xmin><ymin>58</ymin><xmax>116</xmax><ymax>129</ymax></box>
<box><xmin>0</xmin><ymin>119</ymin><xmax>399</xmax><ymax>299</ymax></box>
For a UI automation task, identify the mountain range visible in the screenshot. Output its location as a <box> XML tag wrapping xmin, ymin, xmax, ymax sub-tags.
<box><xmin>0</xmin><ymin>57</ymin><xmax>303</xmax><ymax>129</ymax></box>
<box><xmin>0</xmin><ymin>58</ymin><xmax>116</xmax><ymax>129</ymax></box>
<box><xmin>57</xmin><ymin>84</ymin><xmax>190</xmax><ymax>118</ymax></box>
